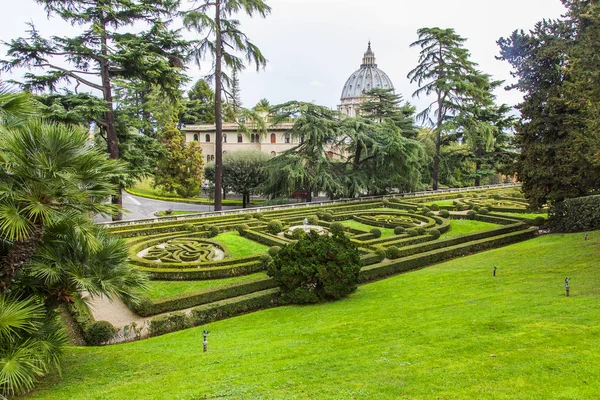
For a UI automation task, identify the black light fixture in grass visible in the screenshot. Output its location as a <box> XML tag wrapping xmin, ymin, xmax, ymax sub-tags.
<box><xmin>203</xmin><ymin>330</ymin><xmax>210</xmax><ymax>352</ymax></box>
<box><xmin>564</xmin><ymin>278</ymin><xmax>571</xmax><ymax>297</ymax></box>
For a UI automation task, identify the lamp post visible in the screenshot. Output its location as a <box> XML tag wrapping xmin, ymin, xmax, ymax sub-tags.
<box><xmin>564</xmin><ymin>277</ymin><xmax>571</xmax><ymax>297</ymax></box>
<box><xmin>203</xmin><ymin>330</ymin><xmax>209</xmax><ymax>352</ymax></box>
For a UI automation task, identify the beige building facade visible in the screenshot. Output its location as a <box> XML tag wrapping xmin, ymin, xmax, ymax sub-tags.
<box><xmin>183</xmin><ymin>43</ymin><xmax>395</xmax><ymax>160</ymax></box>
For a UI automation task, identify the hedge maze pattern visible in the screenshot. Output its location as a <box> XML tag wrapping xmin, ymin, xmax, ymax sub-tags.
<box><xmin>104</xmin><ymin>187</ymin><xmax>545</xmax><ymax>336</ymax></box>
<box><xmin>141</xmin><ymin>238</ymin><xmax>222</xmax><ymax>263</ymax></box>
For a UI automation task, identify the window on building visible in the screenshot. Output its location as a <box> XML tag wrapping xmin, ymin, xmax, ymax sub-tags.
<box><xmin>270</xmin><ymin>133</ymin><xmax>276</xmax><ymax>144</ymax></box>
<box><xmin>270</xmin><ymin>151</ymin><xmax>276</xmax><ymax>156</ymax></box>
<box><xmin>205</xmin><ymin>134</ymin><xmax>210</xmax><ymax>142</ymax></box>
<box><xmin>285</xmin><ymin>133</ymin><xmax>290</xmax><ymax>144</ymax></box>
<box><xmin>207</xmin><ymin>155</ymin><xmax>211</xmax><ymax>163</ymax></box>
<box><xmin>223</xmin><ymin>134</ymin><xmax>227</xmax><ymax>143</ymax></box>
<box><xmin>193</xmin><ymin>134</ymin><xmax>199</xmax><ymax>142</ymax></box>
<box><xmin>251</xmin><ymin>134</ymin><xmax>255</xmax><ymax>143</ymax></box>
<box><xmin>237</xmin><ymin>134</ymin><xmax>243</xmax><ymax>143</ymax></box>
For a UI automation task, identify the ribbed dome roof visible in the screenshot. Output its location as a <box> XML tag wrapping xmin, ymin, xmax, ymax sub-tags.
<box><xmin>340</xmin><ymin>42</ymin><xmax>394</xmax><ymax>100</ymax></box>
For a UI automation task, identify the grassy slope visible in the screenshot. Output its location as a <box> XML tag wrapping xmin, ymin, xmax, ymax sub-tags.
<box><xmin>145</xmin><ymin>272</ymin><xmax>268</xmax><ymax>300</ymax></box>
<box><xmin>443</xmin><ymin>219</ymin><xmax>500</xmax><ymax>238</ymax></box>
<box><xmin>27</xmin><ymin>232</ymin><xmax>600</xmax><ymax>399</ymax></box>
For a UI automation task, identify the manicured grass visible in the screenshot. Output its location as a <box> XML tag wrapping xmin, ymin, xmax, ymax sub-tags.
<box><xmin>214</xmin><ymin>231</ymin><xmax>269</xmax><ymax>258</ymax></box>
<box><xmin>493</xmin><ymin>211</ymin><xmax>548</xmax><ymax>219</ymax></box>
<box><xmin>422</xmin><ymin>199</ymin><xmax>456</xmax><ymax>206</ymax></box>
<box><xmin>443</xmin><ymin>219</ymin><xmax>500</xmax><ymax>238</ymax></box>
<box><xmin>340</xmin><ymin>219</ymin><xmax>395</xmax><ymax>237</ymax></box>
<box><xmin>28</xmin><ymin>231</ymin><xmax>600</xmax><ymax>399</ymax></box>
<box><xmin>145</xmin><ymin>272</ymin><xmax>268</xmax><ymax>300</ymax></box>
<box><xmin>127</xmin><ymin>178</ymin><xmax>262</xmax><ymax>206</ymax></box>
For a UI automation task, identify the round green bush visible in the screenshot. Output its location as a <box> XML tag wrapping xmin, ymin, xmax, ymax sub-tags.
<box><xmin>421</xmin><ymin>206</ymin><xmax>431</xmax><ymax>214</ymax></box>
<box><xmin>259</xmin><ymin>254</ymin><xmax>273</xmax><ymax>268</ymax></box>
<box><xmin>456</xmin><ymin>204</ymin><xmax>465</xmax><ymax>211</ymax></box>
<box><xmin>370</xmin><ymin>228</ymin><xmax>382</xmax><ymax>238</ymax></box>
<box><xmin>394</xmin><ymin>226</ymin><xmax>406</xmax><ymax>235</ymax></box>
<box><xmin>329</xmin><ymin>222</ymin><xmax>345</xmax><ymax>235</ymax></box>
<box><xmin>478</xmin><ymin>207</ymin><xmax>490</xmax><ymax>215</ymax></box>
<box><xmin>268</xmin><ymin>246</ymin><xmax>281</xmax><ymax>257</ymax></box>
<box><xmin>457</xmin><ymin>193</ymin><xmax>464</xmax><ymax>198</ymax></box>
<box><xmin>375</xmin><ymin>248</ymin><xmax>387</xmax><ymax>262</ymax></box>
<box><xmin>252</xmin><ymin>212</ymin><xmax>263</xmax><ymax>220</ymax></box>
<box><xmin>467</xmin><ymin>210</ymin><xmax>477</xmax><ymax>219</ymax></box>
<box><xmin>236</xmin><ymin>224</ymin><xmax>249</xmax><ymax>236</ymax></box>
<box><xmin>243</xmin><ymin>214</ymin><xmax>252</xmax><ymax>220</ymax></box>
<box><xmin>416</xmin><ymin>227</ymin><xmax>426</xmax><ymax>235</ymax></box>
<box><xmin>85</xmin><ymin>321</ymin><xmax>116</xmax><ymax>346</ymax></box>
<box><xmin>267</xmin><ymin>231</ymin><xmax>362</xmax><ymax>304</ymax></box>
<box><xmin>321</xmin><ymin>212</ymin><xmax>334</xmax><ymax>222</ymax></box>
<box><xmin>473</xmin><ymin>205</ymin><xmax>481</xmax><ymax>212</ymax></box>
<box><xmin>291</xmin><ymin>228</ymin><xmax>306</xmax><ymax>240</ymax></box>
<box><xmin>308</xmin><ymin>215</ymin><xmax>319</xmax><ymax>225</ymax></box>
<box><xmin>267</xmin><ymin>220</ymin><xmax>284</xmax><ymax>235</ymax></box>
<box><xmin>183</xmin><ymin>223</ymin><xmax>195</xmax><ymax>232</ymax></box>
<box><xmin>386</xmin><ymin>246</ymin><xmax>400</xmax><ymax>259</ymax></box>
<box><xmin>426</xmin><ymin>211</ymin><xmax>436</xmax><ymax>217</ymax></box>
<box><xmin>493</xmin><ymin>194</ymin><xmax>501</xmax><ymax>200</ymax></box>
<box><xmin>206</xmin><ymin>225</ymin><xmax>219</xmax><ymax>237</ymax></box>
<box><xmin>429</xmin><ymin>229</ymin><xmax>441</xmax><ymax>239</ymax></box>
<box><xmin>439</xmin><ymin>210</ymin><xmax>450</xmax><ymax>218</ymax></box>
<box><xmin>533</xmin><ymin>216</ymin><xmax>546</xmax><ymax>226</ymax></box>
<box><xmin>406</xmin><ymin>228</ymin><xmax>418</xmax><ymax>237</ymax></box>
<box><xmin>382</xmin><ymin>199</ymin><xmax>390</xmax><ymax>206</ymax></box>
<box><xmin>430</xmin><ymin>203</ymin><xmax>440</xmax><ymax>211</ymax></box>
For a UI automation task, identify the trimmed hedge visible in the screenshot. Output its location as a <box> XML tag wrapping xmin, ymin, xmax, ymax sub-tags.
<box><xmin>243</xmin><ymin>229</ymin><xmax>290</xmax><ymax>247</ymax></box>
<box><xmin>359</xmin><ymin>228</ymin><xmax>536</xmax><ymax>282</ymax></box>
<box><xmin>548</xmin><ymin>195</ymin><xmax>600</xmax><ymax>232</ymax></box>
<box><xmin>140</xmin><ymin>260</ymin><xmax>265</xmax><ymax>280</ymax></box>
<box><xmin>132</xmin><ymin>276</ymin><xmax>277</xmax><ymax>317</ymax></box>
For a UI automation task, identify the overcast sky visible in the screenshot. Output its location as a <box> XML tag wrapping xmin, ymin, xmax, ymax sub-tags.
<box><xmin>0</xmin><ymin>0</ymin><xmax>567</xmax><ymax>115</ymax></box>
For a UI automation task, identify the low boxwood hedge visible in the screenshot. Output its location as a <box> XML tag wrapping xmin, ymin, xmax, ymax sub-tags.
<box><xmin>132</xmin><ymin>276</ymin><xmax>277</xmax><ymax>317</ymax></box>
<box><xmin>359</xmin><ymin>228</ymin><xmax>536</xmax><ymax>282</ymax></box>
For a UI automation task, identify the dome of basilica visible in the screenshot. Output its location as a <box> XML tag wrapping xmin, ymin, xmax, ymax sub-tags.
<box><xmin>340</xmin><ymin>42</ymin><xmax>394</xmax><ymax>101</ymax></box>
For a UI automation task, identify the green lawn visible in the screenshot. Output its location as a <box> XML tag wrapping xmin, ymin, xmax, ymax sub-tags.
<box><xmin>442</xmin><ymin>219</ymin><xmax>500</xmax><ymax>238</ymax></box>
<box><xmin>214</xmin><ymin>231</ymin><xmax>269</xmax><ymax>258</ymax></box>
<box><xmin>493</xmin><ymin>212</ymin><xmax>548</xmax><ymax>219</ymax></box>
<box><xmin>340</xmin><ymin>219</ymin><xmax>395</xmax><ymax>237</ymax></box>
<box><xmin>144</xmin><ymin>272</ymin><xmax>268</xmax><ymax>300</ymax></box>
<box><xmin>27</xmin><ymin>232</ymin><xmax>600</xmax><ymax>399</ymax></box>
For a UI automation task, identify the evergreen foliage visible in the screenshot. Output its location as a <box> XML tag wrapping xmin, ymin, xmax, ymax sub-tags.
<box><xmin>267</xmin><ymin>231</ymin><xmax>361</xmax><ymax>304</ymax></box>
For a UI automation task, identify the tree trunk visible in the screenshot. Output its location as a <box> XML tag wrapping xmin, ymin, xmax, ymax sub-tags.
<box><xmin>433</xmin><ymin>88</ymin><xmax>444</xmax><ymax>191</ymax></box>
<box><xmin>100</xmin><ymin>18</ymin><xmax>122</xmax><ymax>221</ymax></box>
<box><xmin>474</xmin><ymin>144</ymin><xmax>483</xmax><ymax>187</ymax></box>
<box><xmin>0</xmin><ymin>222</ymin><xmax>43</xmax><ymax>293</ymax></box>
<box><xmin>213</xmin><ymin>1</ymin><xmax>224</xmax><ymax>211</ymax></box>
<box><xmin>242</xmin><ymin>191</ymin><xmax>248</xmax><ymax>208</ymax></box>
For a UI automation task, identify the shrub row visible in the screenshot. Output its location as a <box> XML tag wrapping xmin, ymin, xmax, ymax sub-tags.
<box><xmin>392</xmin><ymin>222</ymin><xmax>527</xmax><ymax>258</ymax></box>
<box><xmin>473</xmin><ymin>214</ymin><xmax>522</xmax><ymax>225</ymax></box>
<box><xmin>147</xmin><ymin>288</ymin><xmax>280</xmax><ymax>337</ymax></box>
<box><xmin>132</xmin><ymin>276</ymin><xmax>277</xmax><ymax>317</ymax></box>
<box><xmin>67</xmin><ymin>303</ymin><xmax>116</xmax><ymax>346</ymax></box>
<box><xmin>243</xmin><ymin>228</ymin><xmax>290</xmax><ymax>247</ymax></box>
<box><xmin>140</xmin><ymin>259</ymin><xmax>266</xmax><ymax>280</ymax></box>
<box><xmin>359</xmin><ymin>228</ymin><xmax>537</xmax><ymax>283</ymax></box>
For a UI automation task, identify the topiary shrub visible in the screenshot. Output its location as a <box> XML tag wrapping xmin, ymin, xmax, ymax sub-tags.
<box><xmin>370</xmin><ymin>228</ymin><xmax>382</xmax><ymax>238</ymax></box>
<box><xmin>416</xmin><ymin>227</ymin><xmax>426</xmax><ymax>235</ymax></box>
<box><xmin>429</xmin><ymin>229</ymin><xmax>441</xmax><ymax>239</ymax></box>
<box><xmin>321</xmin><ymin>212</ymin><xmax>334</xmax><ymax>222</ymax></box>
<box><xmin>478</xmin><ymin>207</ymin><xmax>490</xmax><ymax>215</ymax></box>
<box><xmin>329</xmin><ymin>222</ymin><xmax>345</xmax><ymax>235</ymax></box>
<box><xmin>457</xmin><ymin>193</ymin><xmax>464</xmax><ymax>198</ymax></box>
<box><xmin>267</xmin><ymin>231</ymin><xmax>361</xmax><ymax>304</ymax></box>
<box><xmin>236</xmin><ymin>224</ymin><xmax>249</xmax><ymax>236</ymax></box>
<box><xmin>430</xmin><ymin>203</ymin><xmax>440</xmax><ymax>211</ymax></box>
<box><xmin>439</xmin><ymin>210</ymin><xmax>450</xmax><ymax>218</ymax></box>
<box><xmin>308</xmin><ymin>215</ymin><xmax>319</xmax><ymax>225</ymax></box>
<box><xmin>456</xmin><ymin>204</ymin><xmax>465</xmax><ymax>211</ymax></box>
<box><xmin>268</xmin><ymin>246</ymin><xmax>281</xmax><ymax>257</ymax></box>
<box><xmin>394</xmin><ymin>226</ymin><xmax>406</xmax><ymax>235</ymax></box>
<box><xmin>291</xmin><ymin>228</ymin><xmax>306</xmax><ymax>240</ymax></box>
<box><xmin>259</xmin><ymin>254</ymin><xmax>273</xmax><ymax>268</ymax></box>
<box><xmin>386</xmin><ymin>246</ymin><xmax>400</xmax><ymax>259</ymax></box>
<box><xmin>252</xmin><ymin>212</ymin><xmax>263</xmax><ymax>220</ymax></box>
<box><xmin>84</xmin><ymin>321</ymin><xmax>116</xmax><ymax>346</ymax></box>
<box><xmin>406</xmin><ymin>228</ymin><xmax>418</xmax><ymax>237</ymax></box>
<box><xmin>426</xmin><ymin>211</ymin><xmax>436</xmax><ymax>217</ymax></box>
<box><xmin>375</xmin><ymin>248</ymin><xmax>387</xmax><ymax>262</ymax></box>
<box><xmin>382</xmin><ymin>199</ymin><xmax>390</xmax><ymax>206</ymax></box>
<box><xmin>467</xmin><ymin>210</ymin><xmax>477</xmax><ymax>220</ymax></box>
<box><xmin>267</xmin><ymin>220</ymin><xmax>284</xmax><ymax>235</ymax></box>
<box><xmin>183</xmin><ymin>223</ymin><xmax>195</xmax><ymax>232</ymax></box>
<box><xmin>243</xmin><ymin>214</ymin><xmax>252</xmax><ymax>220</ymax></box>
<box><xmin>473</xmin><ymin>205</ymin><xmax>481</xmax><ymax>212</ymax></box>
<box><xmin>206</xmin><ymin>225</ymin><xmax>219</xmax><ymax>238</ymax></box>
<box><xmin>421</xmin><ymin>206</ymin><xmax>431</xmax><ymax>215</ymax></box>
<box><xmin>533</xmin><ymin>216</ymin><xmax>546</xmax><ymax>226</ymax></box>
